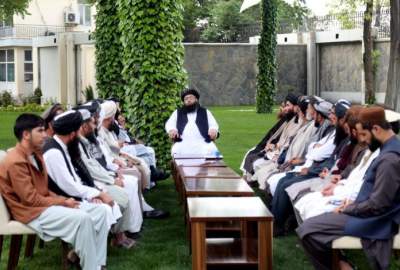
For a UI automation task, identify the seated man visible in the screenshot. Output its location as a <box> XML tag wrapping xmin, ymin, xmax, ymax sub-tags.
<box><xmin>165</xmin><ymin>88</ymin><xmax>219</xmax><ymax>156</ymax></box>
<box><xmin>297</xmin><ymin>106</ymin><xmax>400</xmax><ymax>270</ymax></box>
<box><xmin>0</xmin><ymin>114</ymin><xmax>110</xmax><ymax>270</ymax></box>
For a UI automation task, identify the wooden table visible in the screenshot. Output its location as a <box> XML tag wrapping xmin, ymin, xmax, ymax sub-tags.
<box><xmin>183</xmin><ymin>178</ymin><xmax>255</xmax><ymax>233</ymax></box>
<box><xmin>172</xmin><ymin>159</ymin><xmax>227</xmax><ymax>189</ymax></box>
<box><xmin>176</xmin><ymin>167</ymin><xmax>241</xmax><ymax>202</ymax></box>
<box><xmin>188</xmin><ymin>197</ymin><xmax>273</xmax><ymax>270</ymax></box>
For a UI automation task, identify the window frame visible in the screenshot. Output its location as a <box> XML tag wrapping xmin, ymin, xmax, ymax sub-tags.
<box><xmin>24</xmin><ymin>49</ymin><xmax>33</xmax><ymax>83</ymax></box>
<box><xmin>0</xmin><ymin>49</ymin><xmax>15</xmax><ymax>83</ymax></box>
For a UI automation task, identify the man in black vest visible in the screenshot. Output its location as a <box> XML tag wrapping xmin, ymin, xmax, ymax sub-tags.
<box><xmin>165</xmin><ymin>88</ymin><xmax>220</xmax><ymax>156</ymax></box>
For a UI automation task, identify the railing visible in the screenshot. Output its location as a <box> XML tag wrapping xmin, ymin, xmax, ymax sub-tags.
<box><xmin>186</xmin><ymin>7</ymin><xmax>391</xmax><ymax>43</ymax></box>
<box><xmin>0</xmin><ymin>24</ymin><xmax>74</xmax><ymax>39</ymax></box>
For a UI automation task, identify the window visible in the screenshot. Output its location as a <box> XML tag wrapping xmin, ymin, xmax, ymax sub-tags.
<box><xmin>78</xmin><ymin>0</ymin><xmax>91</xmax><ymax>26</ymax></box>
<box><xmin>0</xmin><ymin>49</ymin><xmax>15</xmax><ymax>82</ymax></box>
<box><xmin>24</xmin><ymin>50</ymin><xmax>33</xmax><ymax>82</ymax></box>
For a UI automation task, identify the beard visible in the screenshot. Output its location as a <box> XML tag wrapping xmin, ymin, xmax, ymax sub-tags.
<box><xmin>86</xmin><ymin>131</ymin><xmax>99</xmax><ymax>145</ymax></box>
<box><xmin>282</xmin><ymin>110</ymin><xmax>296</xmax><ymax>122</ymax></box>
<box><xmin>183</xmin><ymin>102</ymin><xmax>199</xmax><ymax>113</ymax></box>
<box><xmin>334</xmin><ymin>125</ymin><xmax>348</xmax><ymax>146</ymax></box>
<box><xmin>368</xmin><ymin>135</ymin><xmax>382</xmax><ymax>152</ymax></box>
<box><xmin>67</xmin><ymin>137</ymin><xmax>81</xmax><ymax>160</ymax></box>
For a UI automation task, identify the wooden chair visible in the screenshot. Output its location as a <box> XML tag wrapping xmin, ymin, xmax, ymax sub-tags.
<box><xmin>331</xmin><ymin>231</ymin><xmax>400</xmax><ymax>269</ymax></box>
<box><xmin>0</xmin><ymin>151</ymin><xmax>69</xmax><ymax>269</ymax></box>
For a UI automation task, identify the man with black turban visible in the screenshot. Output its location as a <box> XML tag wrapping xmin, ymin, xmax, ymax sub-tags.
<box><xmin>165</xmin><ymin>88</ymin><xmax>220</xmax><ymax>156</ymax></box>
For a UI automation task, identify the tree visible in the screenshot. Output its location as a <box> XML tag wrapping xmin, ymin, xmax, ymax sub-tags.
<box><xmin>256</xmin><ymin>0</ymin><xmax>278</xmax><ymax>113</ymax></box>
<box><xmin>364</xmin><ymin>0</ymin><xmax>375</xmax><ymax>104</ymax></box>
<box><xmin>118</xmin><ymin>0</ymin><xmax>187</xmax><ymax>169</ymax></box>
<box><xmin>0</xmin><ymin>0</ymin><xmax>30</xmax><ymax>21</ymax></box>
<box><xmin>384</xmin><ymin>0</ymin><xmax>400</xmax><ymax>111</ymax></box>
<box><xmin>94</xmin><ymin>0</ymin><xmax>125</xmax><ymax>102</ymax></box>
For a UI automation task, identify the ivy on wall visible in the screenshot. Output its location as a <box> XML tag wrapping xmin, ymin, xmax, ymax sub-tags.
<box><xmin>94</xmin><ymin>0</ymin><xmax>125</xmax><ymax>101</ymax></box>
<box><xmin>256</xmin><ymin>0</ymin><xmax>278</xmax><ymax>113</ymax></box>
<box><xmin>117</xmin><ymin>0</ymin><xmax>187</xmax><ymax>169</ymax></box>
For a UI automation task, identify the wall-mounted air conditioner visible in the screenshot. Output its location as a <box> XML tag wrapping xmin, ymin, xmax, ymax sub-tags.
<box><xmin>64</xmin><ymin>11</ymin><xmax>79</xmax><ymax>25</ymax></box>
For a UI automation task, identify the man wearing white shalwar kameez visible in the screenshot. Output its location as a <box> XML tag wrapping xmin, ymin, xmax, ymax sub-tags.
<box><xmin>165</xmin><ymin>88</ymin><xmax>219</xmax><ymax>156</ymax></box>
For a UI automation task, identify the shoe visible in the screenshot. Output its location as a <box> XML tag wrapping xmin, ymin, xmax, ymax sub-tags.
<box><xmin>125</xmin><ymin>232</ymin><xmax>141</xmax><ymax>240</ymax></box>
<box><xmin>143</xmin><ymin>209</ymin><xmax>170</xmax><ymax>219</ymax></box>
<box><xmin>150</xmin><ymin>166</ymin><xmax>170</xmax><ymax>182</ymax></box>
<box><xmin>248</xmin><ymin>180</ymin><xmax>259</xmax><ymax>188</ymax></box>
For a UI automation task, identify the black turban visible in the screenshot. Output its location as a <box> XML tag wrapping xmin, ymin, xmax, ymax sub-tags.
<box><xmin>299</xmin><ymin>97</ymin><xmax>310</xmax><ymax>115</ymax></box>
<box><xmin>334</xmin><ymin>99</ymin><xmax>351</xmax><ymax>119</ymax></box>
<box><xmin>285</xmin><ymin>92</ymin><xmax>299</xmax><ymax>105</ymax></box>
<box><xmin>53</xmin><ymin>110</ymin><xmax>83</xmax><ymax>135</ymax></box>
<box><xmin>181</xmin><ymin>88</ymin><xmax>200</xmax><ymax>101</ymax></box>
<box><xmin>74</xmin><ymin>100</ymin><xmax>101</xmax><ymax>116</ymax></box>
<box><xmin>41</xmin><ymin>103</ymin><xmax>63</xmax><ymax>127</ymax></box>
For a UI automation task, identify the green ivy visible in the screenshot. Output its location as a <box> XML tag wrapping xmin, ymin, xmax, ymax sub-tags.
<box><xmin>94</xmin><ymin>0</ymin><xmax>125</xmax><ymax>102</ymax></box>
<box><xmin>117</xmin><ymin>0</ymin><xmax>187</xmax><ymax>169</ymax></box>
<box><xmin>256</xmin><ymin>0</ymin><xmax>278</xmax><ymax>113</ymax></box>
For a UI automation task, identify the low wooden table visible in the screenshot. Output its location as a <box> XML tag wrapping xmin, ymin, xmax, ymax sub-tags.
<box><xmin>176</xmin><ymin>167</ymin><xmax>241</xmax><ymax>201</ymax></box>
<box><xmin>188</xmin><ymin>197</ymin><xmax>273</xmax><ymax>270</ymax></box>
<box><xmin>172</xmin><ymin>159</ymin><xmax>227</xmax><ymax>189</ymax></box>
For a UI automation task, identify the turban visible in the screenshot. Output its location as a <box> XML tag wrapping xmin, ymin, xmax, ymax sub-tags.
<box><xmin>75</xmin><ymin>100</ymin><xmax>101</xmax><ymax>116</ymax></box>
<box><xmin>298</xmin><ymin>97</ymin><xmax>310</xmax><ymax>115</ymax></box>
<box><xmin>53</xmin><ymin>110</ymin><xmax>83</xmax><ymax>135</ymax></box>
<box><xmin>285</xmin><ymin>92</ymin><xmax>299</xmax><ymax>105</ymax></box>
<box><xmin>334</xmin><ymin>99</ymin><xmax>351</xmax><ymax>118</ymax></box>
<box><xmin>79</xmin><ymin>109</ymin><xmax>91</xmax><ymax>122</ymax></box>
<box><xmin>181</xmin><ymin>88</ymin><xmax>200</xmax><ymax>101</ymax></box>
<box><xmin>101</xmin><ymin>101</ymin><xmax>117</xmax><ymax>119</ymax></box>
<box><xmin>107</xmin><ymin>97</ymin><xmax>120</xmax><ymax>103</ymax></box>
<box><xmin>313</xmin><ymin>100</ymin><xmax>333</xmax><ymax>118</ymax></box>
<box><xmin>41</xmin><ymin>103</ymin><xmax>63</xmax><ymax>126</ymax></box>
<box><xmin>385</xmin><ymin>109</ymin><xmax>400</xmax><ymax>123</ymax></box>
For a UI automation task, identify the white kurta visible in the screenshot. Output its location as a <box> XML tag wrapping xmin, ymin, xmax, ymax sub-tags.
<box><xmin>165</xmin><ymin>109</ymin><xmax>219</xmax><ymax>156</ymax></box>
<box><xmin>295</xmin><ymin>149</ymin><xmax>380</xmax><ymax>220</ymax></box>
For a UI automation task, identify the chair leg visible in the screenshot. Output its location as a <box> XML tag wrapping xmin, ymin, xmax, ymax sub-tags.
<box><xmin>61</xmin><ymin>240</ymin><xmax>69</xmax><ymax>270</ymax></box>
<box><xmin>38</xmin><ymin>239</ymin><xmax>44</xmax><ymax>249</ymax></box>
<box><xmin>0</xmin><ymin>235</ymin><xmax>3</xmax><ymax>262</ymax></box>
<box><xmin>24</xmin><ymin>235</ymin><xmax>36</xmax><ymax>258</ymax></box>
<box><xmin>332</xmin><ymin>249</ymin><xmax>341</xmax><ymax>270</ymax></box>
<box><xmin>8</xmin><ymin>235</ymin><xmax>23</xmax><ymax>270</ymax></box>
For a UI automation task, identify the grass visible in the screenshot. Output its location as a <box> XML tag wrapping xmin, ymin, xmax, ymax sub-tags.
<box><xmin>0</xmin><ymin>107</ymin><xmax>399</xmax><ymax>269</ymax></box>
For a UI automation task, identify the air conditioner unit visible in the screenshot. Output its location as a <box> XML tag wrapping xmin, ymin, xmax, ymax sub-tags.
<box><xmin>64</xmin><ymin>11</ymin><xmax>79</xmax><ymax>25</ymax></box>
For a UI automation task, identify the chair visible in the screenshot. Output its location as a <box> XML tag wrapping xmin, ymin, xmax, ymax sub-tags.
<box><xmin>0</xmin><ymin>150</ymin><xmax>68</xmax><ymax>269</ymax></box>
<box><xmin>331</xmin><ymin>231</ymin><xmax>400</xmax><ymax>269</ymax></box>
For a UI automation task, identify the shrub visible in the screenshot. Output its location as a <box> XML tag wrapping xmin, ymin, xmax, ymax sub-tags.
<box><xmin>82</xmin><ymin>85</ymin><xmax>95</xmax><ymax>102</ymax></box>
<box><xmin>33</xmin><ymin>87</ymin><xmax>42</xmax><ymax>104</ymax></box>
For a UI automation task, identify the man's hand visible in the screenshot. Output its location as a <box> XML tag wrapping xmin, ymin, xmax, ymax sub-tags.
<box><xmin>118</xmin><ymin>140</ymin><xmax>125</xmax><ymax>148</ymax></box>
<box><xmin>113</xmin><ymin>158</ymin><xmax>126</xmax><ymax>169</ymax></box>
<box><xmin>290</xmin><ymin>158</ymin><xmax>303</xmax><ymax>165</ymax></box>
<box><xmin>97</xmin><ymin>192</ymin><xmax>114</xmax><ymax>206</ymax></box>
<box><xmin>63</xmin><ymin>198</ymin><xmax>80</xmax><ymax>208</ymax></box>
<box><xmin>168</xmin><ymin>129</ymin><xmax>179</xmax><ymax>139</ymax></box>
<box><xmin>319</xmin><ymin>168</ymin><xmax>329</xmax><ymax>179</ymax></box>
<box><xmin>330</xmin><ymin>174</ymin><xmax>342</xmax><ymax>184</ymax></box>
<box><xmin>333</xmin><ymin>199</ymin><xmax>352</xmax><ymax>213</ymax></box>
<box><xmin>208</xmin><ymin>129</ymin><xmax>218</xmax><ymax>140</ymax></box>
<box><xmin>264</xmin><ymin>143</ymin><xmax>275</xmax><ymax>152</ymax></box>
<box><xmin>114</xmin><ymin>177</ymin><xmax>124</xmax><ymax>187</ymax></box>
<box><xmin>321</xmin><ymin>183</ymin><xmax>336</xmax><ymax>196</ymax></box>
<box><xmin>299</xmin><ymin>167</ymin><xmax>309</xmax><ymax>176</ymax></box>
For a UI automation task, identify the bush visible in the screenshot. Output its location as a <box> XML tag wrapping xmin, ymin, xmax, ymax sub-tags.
<box><xmin>0</xmin><ymin>91</ymin><xmax>14</xmax><ymax>107</ymax></box>
<box><xmin>33</xmin><ymin>87</ymin><xmax>42</xmax><ymax>104</ymax></box>
<box><xmin>82</xmin><ymin>85</ymin><xmax>95</xmax><ymax>102</ymax></box>
<box><xmin>0</xmin><ymin>103</ymin><xmax>45</xmax><ymax>112</ymax></box>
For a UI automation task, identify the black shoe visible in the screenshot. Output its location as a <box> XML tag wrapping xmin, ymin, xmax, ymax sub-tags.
<box><xmin>248</xmin><ymin>180</ymin><xmax>259</xmax><ymax>188</ymax></box>
<box><xmin>125</xmin><ymin>232</ymin><xmax>141</xmax><ymax>240</ymax></box>
<box><xmin>143</xmin><ymin>209</ymin><xmax>170</xmax><ymax>219</ymax></box>
<box><xmin>150</xmin><ymin>166</ymin><xmax>170</xmax><ymax>182</ymax></box>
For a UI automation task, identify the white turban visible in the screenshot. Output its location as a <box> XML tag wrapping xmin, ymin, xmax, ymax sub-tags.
<box><xmin>101</xmin><ymin>101</ymin><xmax>117</xmax><ymax>119</ymax></box>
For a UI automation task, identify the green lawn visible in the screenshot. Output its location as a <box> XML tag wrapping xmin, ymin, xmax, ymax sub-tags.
<box><xmin>0</xmin><ymin>107</ymin><xmax>398</xmax><ymax>269</ymax></box>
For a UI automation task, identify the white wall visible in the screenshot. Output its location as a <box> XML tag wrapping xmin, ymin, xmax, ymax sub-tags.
<box><xmin>13</xmin><ymin>0</ymin><xmax>96</xmax><ymax>32</ymax></box>
<box><xmin>39</xmin><ymin>47</ymin><xmax>59</xmax><ymax>103</ymax></box>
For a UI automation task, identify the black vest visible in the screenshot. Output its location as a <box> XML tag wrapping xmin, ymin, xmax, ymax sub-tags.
<box><xmin>43</xmin><ymin>138</ymin><xmax>95</xmax><ymax>201</ymax></box>
<box><xmin>176</xmin><ymin>106</ymin><xmax>212</xmax><ymax>143</ymax></box>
